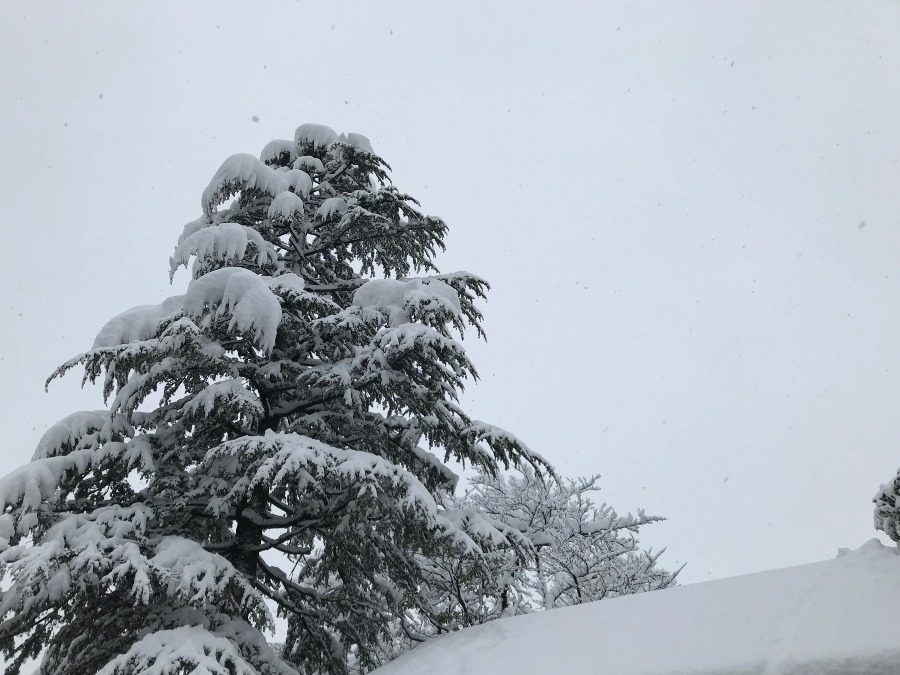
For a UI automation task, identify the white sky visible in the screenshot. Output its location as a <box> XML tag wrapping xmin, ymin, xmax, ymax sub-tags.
<box><xmin>2</xmin><ymin>1</ymin><xmax>899</xmax><ymax>584</ymax></box>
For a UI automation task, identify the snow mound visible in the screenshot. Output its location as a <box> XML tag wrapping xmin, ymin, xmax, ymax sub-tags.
<box><xmin>375</xmin><ymin>539</ymin><xmax>900</xmax><ymax>675</ymax></box>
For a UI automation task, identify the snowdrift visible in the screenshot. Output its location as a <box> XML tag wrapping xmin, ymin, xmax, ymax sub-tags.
<box><xmin>375</xmin><ymin>539</ymin><xmax>900</xmax><ymax>675</ymax></box>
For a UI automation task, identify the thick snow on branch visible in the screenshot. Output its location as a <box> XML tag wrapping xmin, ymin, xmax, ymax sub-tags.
<box><xmin>183</xmin><ymin>378</ymin><xmax>263</xmax><ymax>420</ymax></box>
<box><xmin>267</xmin><ymin>191</ymin><xmax>305</xmax><ymax>221</ymax></box>
<box><xmin>95</xmin><ymin>268</ymin><xmax>300</xmax><ymax>358</ymax></box>
<box><xmin>177</xmin><ymin>213</ymin><xmax>250</xmax><ymax>247</ymax></box>
<box><xmin>183</xmin><ymin>267</ymin><xmax>282</xmax><ymax>352</ymax></box>
<box><xmin>353</xmin><ymin>278</ymin><xmax>461</xmax><ymax>327</ymax></box>
<box><xmin>170</xmin><ymin>223</ymin><xmax>279</xmax><ymax>279</ymax></box>
<box><xmin>0</xmin><ymin>449</ymin><xmax>94</xmax><ymax>517</ymax></box>
<box><xmin>93</xmin><ymin>296</ymin><xmax>184</xmax><ymax>349</ymax></box>
<box><xmin>1</xmin><ymin>516</ymin><xmax>271</xmax><ymax>649</ymax></box>
<box><xmin>340</xmin><ymin>132</ymin><xmax>375</xmax><ymax>154</ymax></box>
<box><xmin>203</xmin><ymin>432</ymin><xmax>437</xmax><ymax>514</ymax></box>
<box><xmin>0</xmin><ymin>505</ymin><xmax>154</xmax><ymax>608</ymax></box>
<box><xmin>151</xmin><ymin>537</ymin><xmax>265</xmax><ymax>617</ymax></box>
<box><xmin>33</xmin><ymin>410</ymin><xmax>107</xmax><ymax>459</ymax></box>
<box><xmin>201</xmin><ymin>152</ymin><xmax>314</xmax><ymax>219</ymax></box>
<box><xmin>281</xmin><ymin>169</ymin><xmax>312</xmax><ymax>197</ymax></box>
<box><xmin>316</xmin><ymin>196</ymin><xmax>348</xmax><ymax>221</ymax></box>
<box><xmin>465</xmin><ymin>421</ymin><xmax>550</xmax><ymax>471</ymax></box>
<box><xmin>293</xmin><ymin>155</ymin><xmax>325</xmax><ymax>173</ymax></box>
<box><xmin>201</xmin><ymin>154</ymin><xmax>287</xmax><ymax>215</ymax></box>
<box><xmin>267</xmin><ymin>272</ymin><xmax>306</xmax><ymax>296</ymax></box>
<box><xmin>200</xmin><ymin>433</ymin><xmax>507</xmax><ymax>558</ymax></box>
<box><xmin>97</xmin><ymin>626</ymin><xmax>272</xmax><ymax>675</ymax></box>
<box><xmin>0</xmin><ymin>438</ymin><xmax>158</xmax><ymax>535</ymax></box>
<box><xmin>32</xmin><ymin>410</ymin><xmax>131</xmax><ymax>459</ymax></box>
<box><xmin>293</xmin><ymin>124</ymin><xmax>374</xmax><ymax>155</ymax></box>
<box><xmin>259</xmin><ymin>139</ymin><xmax>297</xmax><ymax>166</ymax></box>
<box><xmin>294</xmin><ymin>123</ymin><xmax>338</xmax><ymax>151</ymax></box>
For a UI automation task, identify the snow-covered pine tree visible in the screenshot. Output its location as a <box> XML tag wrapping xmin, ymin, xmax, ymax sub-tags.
<box><xmin>396</xmin><ymin>469</ymin><xmax>679</xmax><ymax>644</ymax></box>
<box><xmin>874</xmin><ymin>469</ymin><xmax>900</xmax><ymax>542</ymax></box>
<box><xmin>0</xmin><ymin>124</ymin><xmax>543</xmax><ymax>675</ymax></box>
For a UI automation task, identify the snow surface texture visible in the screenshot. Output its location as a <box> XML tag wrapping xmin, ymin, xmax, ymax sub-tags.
<box><xmin>375</xmin><ymin>539</ymin><xmax>900</xmax><ymax>675</ymax></box>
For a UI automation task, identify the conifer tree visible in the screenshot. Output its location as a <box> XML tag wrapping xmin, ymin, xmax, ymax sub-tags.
<box><xmin>874</xmin><ymin>469</ymin><xmax>900</xmax><ymax>542</ymax></box>
<box><xmin>0</xmin><ymin>124</ymin><xmax>543</xmax><ymax>675</ymax></box>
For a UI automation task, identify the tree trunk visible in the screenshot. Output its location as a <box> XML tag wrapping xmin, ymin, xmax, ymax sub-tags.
<box><xmin>233</xmin><ymin>415</ymin><xmax>277</xmax><ymax>576</ymax></box>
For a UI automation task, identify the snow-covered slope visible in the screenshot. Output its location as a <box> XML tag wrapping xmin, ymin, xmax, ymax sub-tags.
<box><xmin>376</xmin><ymin>539</ymin><xmax>900</xmax><ymax>675</ymax></box>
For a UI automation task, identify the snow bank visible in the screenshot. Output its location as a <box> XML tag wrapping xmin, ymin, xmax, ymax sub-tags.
<box><xmin>375</xmin><ymin>539</ymin><xmax>900</xmax><ymax>675</ymax></box>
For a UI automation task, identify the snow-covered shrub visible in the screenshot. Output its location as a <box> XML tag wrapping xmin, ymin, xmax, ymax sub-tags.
<box><xmin>393</xmin><ymin>469</ymin><xmax>678</xmax><ymax>650</ymax></box>
<box><xmin>874</xmin><ymin>469</ymin><xmax>900</xmax><ymax>542</ymax></box>
<box><xmin>466</xmin><ymin>470</ymin><xmax>678</xmax><ymax>609</ymax></box>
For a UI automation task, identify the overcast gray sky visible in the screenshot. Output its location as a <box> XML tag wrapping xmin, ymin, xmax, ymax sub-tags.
<box><xmin>2</xmin><ymin>1</ymin><xmax>900</xmax><ymax>584</ymax></box>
